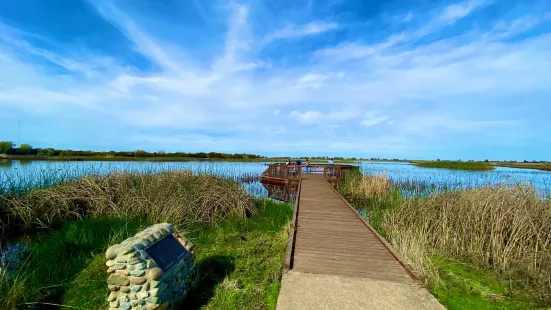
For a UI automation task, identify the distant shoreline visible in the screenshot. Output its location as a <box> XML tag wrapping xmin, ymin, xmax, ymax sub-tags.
<box><xmin>0</xmin><ymin>155</ymin><xmax>279</xmax><ymax>162</ymax></box>
<box><xmin>0</xmin><ymin>155</ymin><xmax>360</xmax><ymax>164</ymax></box>
<box><xmin>412</xmin><ymin>160</ymin><xmax>495</xmax><ymax>171</ymax></box>
<box><xmin>2</xmin><ymin>156</ymin><xmax>550</xmax><ymax>172</ymax></box>
<box><xmin>493</xmin><ymin>162</ymin><xmax>551</xmax><ymax>172</ymax></box>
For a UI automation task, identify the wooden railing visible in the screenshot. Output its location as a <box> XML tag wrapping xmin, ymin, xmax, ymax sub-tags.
<box><xmin>264</xmin><ymin>163</ymin><xmax>302</xmax><ymax>179</ymax></box>
<box><xmin>284</xmin><ymin>179</ymin><xmax>301</xmax><ymax>270</ymax></box>
<box><xmin>323</xmin><ymin>165</ymin><xmax>342</xmax><ymax>180</ymax></box>
<box><xmin>262</xmin><ymin>163</ymin><xmax>356</xmax><ymax>183</ymax></box>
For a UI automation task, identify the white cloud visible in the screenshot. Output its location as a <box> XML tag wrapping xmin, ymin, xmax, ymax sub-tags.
<box><xmin>361</xmin><ymin>116</ymin><xmax>390</xmax><ymax>127</ymax></box>
<box><xmin>212</xmin><ymin>3</ymin><xmax>252</xmax><ymax>73</ymax></box>
<box><xmin>317</xmin><ymin>0</ymin><xmax>492</xmax><ymax>62</ymax></box>
<box><xmin>439</xmin><ymin>0</ymin><xmax>490</xmax><ymax>24</ymax></box>
<box><xmin>88</xmin><ymin>1</ymin><xmax>184</xmax><ymax>73</ymax></box>
<box><xmin>290</xmin><ymin>110</ymin><xmax>323</xmax><ymax>124</ymax></box>
<box><xmin>403</xmin><ymin>12</ymin><xmax>414</xmax><ymax>23</ymax></box>
<box><xmin>263</xmin><ymin>21</ymin><xmax>339</xmax><ymax>43</ymax></box>
<box><xmin>299</xmin><ymin>73</ymin><xmax>330</xmax><ymax>83</ymax></box>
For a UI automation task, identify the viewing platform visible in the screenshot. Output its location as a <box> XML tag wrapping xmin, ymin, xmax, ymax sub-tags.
<box><xmin>260</xmin><ymin>162</ymin><xmax>357</xmax><ymax>187</ymax></box>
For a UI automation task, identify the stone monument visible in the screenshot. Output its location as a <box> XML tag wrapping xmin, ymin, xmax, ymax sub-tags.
<box><xmin>105</xmin><ymin>223</ymin><xmax>195</xmax><ymax>310</ymax></box>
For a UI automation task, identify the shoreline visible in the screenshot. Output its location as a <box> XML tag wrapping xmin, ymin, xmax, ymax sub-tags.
<box><xmin>2</xmin><ymin>156</ymin><xmax>550</xmax><ymax>172</ymax></box>
<box><xmin>494</xmin><ymin>162</ymin><xmax>551</xmax><ymax>172</ymax></box>
<box><xmin>0</xmin><ymin>155</ymin><xmax>361</xmax><ymax>164</ymax></box>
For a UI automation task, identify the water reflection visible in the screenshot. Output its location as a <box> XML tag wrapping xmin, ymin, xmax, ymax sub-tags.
<box><xmin>18</xmin><ymin>160</ymin><xmax>32</xmax><ymax>167</ymax></box>
<box><xmin>261</xmin><ymin>183</ymin><xmax>298</xmax><ymax>202</ymax></box>
<box><xmin>0</xmin><ymin>160</ymin><xmax>13</xmax><ymax>168</ymax></box>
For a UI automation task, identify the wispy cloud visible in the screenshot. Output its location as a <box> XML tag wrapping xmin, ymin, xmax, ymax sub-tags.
<box><xmin>403</xmin><ymin>12</ymin><xmax>414</xmax><ymax>23</ymax></box>
<box><xmin>263</xmin><ymin>21</ymin><xmax>339</xmax><ymax>43</ymax></box>
<box><xmin>361</xmin><ymin>116</ymin><xmax>390</xmax><ymax>127</ymax></box>
<box><xmin>439</xmin><ymin>0</ymin><xmax>490</xmax><ymax>24</ymax></box>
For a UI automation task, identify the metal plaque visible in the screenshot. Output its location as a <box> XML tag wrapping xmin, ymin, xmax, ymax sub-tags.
<box><xmin>146</xmin><ymin>235</ymin><xmax>190</xmax><ymax>271</ymax></box>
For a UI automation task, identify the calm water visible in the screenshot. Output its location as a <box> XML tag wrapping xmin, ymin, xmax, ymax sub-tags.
<box><xmin>0</xmin><ymin>160</ymin><xmax>272</xmax><ymax>196</ymax></box>
<box><xmin>359</xmin><ymin>161</ymin><xmax>551</xmax><ymax>194</ymax></box>
<box><xmin>1</xmin><ymin>160</ymin><xmax>550</xmax><ymax>195</ymax></box>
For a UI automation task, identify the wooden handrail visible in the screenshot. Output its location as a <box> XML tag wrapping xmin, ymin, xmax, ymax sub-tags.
<box><xmin>284</xmin><ymin>179</ymin><xmax>301</xmax><ymax>270</ymax></box>
<box><xmin>262</xmin><ymin>163</ymin><xmax>354</xmax><ymax>177</ymax></box>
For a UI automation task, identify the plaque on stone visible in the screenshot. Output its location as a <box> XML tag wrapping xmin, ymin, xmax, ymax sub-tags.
<box><xmin>146</xmin><ymin>235</ymin><xmax>190</xmax><ymax>271</ymax></box>
<box><xmin>104</xmin><ymin>223</ymin><xmax>195</xmax><ymax>309</ymax></box>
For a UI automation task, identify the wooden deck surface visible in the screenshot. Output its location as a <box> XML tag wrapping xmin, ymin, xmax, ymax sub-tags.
<box><xmin>291</xmin><ymin>174</ymin><xmax>412</xmax><ymax>282</ymax></box>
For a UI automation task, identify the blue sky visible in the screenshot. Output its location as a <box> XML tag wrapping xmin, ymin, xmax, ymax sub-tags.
<box><xmin>1</xmin><ymin>0</ymin><xmax>550</xmax><ymax>160</ymax></box>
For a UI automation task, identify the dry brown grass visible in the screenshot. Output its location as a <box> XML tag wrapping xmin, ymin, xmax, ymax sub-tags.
<box><xmin>1</xmin><ymin>171</ymin><xmax>255</xmax><ymax>236</ymax></box>
<box><xmin>342</xmin><ymin>173</ymin><xmax>551</xmax><ymax>303</ymax></box>
<box><xmin>343</xmin><ymin>173</ymin><xmax>393</xmax><ymax>200</ymax></box>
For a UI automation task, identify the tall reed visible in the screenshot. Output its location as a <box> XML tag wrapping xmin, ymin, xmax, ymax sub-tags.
<box><xmin>1</xmin><ymin>171</ymin><xmax>256</xmax><ymax>239</ymax></box>
<box><xmin>340</xmin><ymin>173</ymin><xmax>551</xmax><ymax>304</ymax></box>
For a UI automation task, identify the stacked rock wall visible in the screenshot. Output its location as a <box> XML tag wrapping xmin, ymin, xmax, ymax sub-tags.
<box><xmin>105</xmin><ymin>223</ymin><xmax>194</xmax><ymax>310</ymax></box>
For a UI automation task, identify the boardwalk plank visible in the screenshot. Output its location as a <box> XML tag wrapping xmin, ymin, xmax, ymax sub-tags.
<box><xmin>291</xmin><ymin>174</ymin><xmax>412</xmax><ymax>283</ymax></box>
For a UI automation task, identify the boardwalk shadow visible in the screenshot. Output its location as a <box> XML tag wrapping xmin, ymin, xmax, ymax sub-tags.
<box><xmin>177</xmin><ymin>255</ymin><xmax>235</xmax><ymax>309</ymax></box>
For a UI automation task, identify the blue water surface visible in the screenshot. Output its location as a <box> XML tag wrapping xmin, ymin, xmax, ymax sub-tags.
<box><xmin>359</xmin><ymin>161</ymin><xmax>551</xmax><ymax>195</ymax></box>
<box><xmin>0</xmin><ymin>160</ymin><xmax>272</xmax><ymax>196</ymax></box>
<box><xmin>1</xmin><ymin>160</ymin><xmax>550</xmax><ymax>196</ymax></box>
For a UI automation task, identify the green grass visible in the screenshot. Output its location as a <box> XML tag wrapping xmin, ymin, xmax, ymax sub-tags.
<box><xmin>1</xmin><ymin>200</ymin><xmax>292</xmax><ymax>309</ymax></box>
<box><xmin>1</xmin><ymin>217</ymin><xmax>148</xmax><ymax>309</ymax></box>
<box><xmin>180</xmin><ymin>200</ymin><xmax>292</xmax><ymax>309</ymax></box>
<box><xmin>430</xmin><ymin>257</ymin><xmax>536</xmax><ymax>310</ymax></box>
<box><xmin>414</xmin><ymin>161</ymin><xmax>495</xmax><ymax>171</ymax></box>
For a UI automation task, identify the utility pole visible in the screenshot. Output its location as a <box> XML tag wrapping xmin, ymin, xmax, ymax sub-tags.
<box><xmin>18</xmin><ymin>119</ymin><xmax>20</xmax><ymax>146</ymax></box>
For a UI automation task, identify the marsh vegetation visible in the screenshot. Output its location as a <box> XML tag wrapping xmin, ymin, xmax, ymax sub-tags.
<box><xmin>0</xmin><ymin>168</ymin><xmax>291</xmax><ymax>309</ymax></box>
<box><xmin>414</xmin><ymin>160</ymin><xmax>495</xmax><ymax>171</ymax></box>
<box><xmin>340</xmin><ymin>171</ymin><xmax>551</xmax><ymax>309</ymax></box>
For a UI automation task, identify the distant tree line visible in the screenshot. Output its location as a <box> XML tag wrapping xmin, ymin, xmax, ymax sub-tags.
<box><xmin>0</xmin><ymin>141</ymin><xmax>264</xmax><ymax>159</ymax></box>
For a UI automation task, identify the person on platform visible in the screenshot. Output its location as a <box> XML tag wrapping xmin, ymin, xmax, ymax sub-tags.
<box><xmin>305</xmin><ymin>158</ymin><xmax>310</xmax><ymax>174</ymax></box>
<box><xmin>328</xmin><ymin>158</ymin><xmax>335</xmax><ymax>177</ymax></box>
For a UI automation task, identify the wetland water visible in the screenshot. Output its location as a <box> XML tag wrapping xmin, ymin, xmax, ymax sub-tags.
<box><xmin>360</xmin><ymin>161</ymin><xmax>551</xmax><ymax>194</ymax></box>
<box><xmin>1</xmin><ymin>160</ymin><xmax>550</xmax><ymax>196</ymax></box>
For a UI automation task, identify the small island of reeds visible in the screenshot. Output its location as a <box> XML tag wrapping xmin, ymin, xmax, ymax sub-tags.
<box><xmin>414</xmin><ymin>160</ymin><xmax>495</xmax><ymax>171</ymax></box>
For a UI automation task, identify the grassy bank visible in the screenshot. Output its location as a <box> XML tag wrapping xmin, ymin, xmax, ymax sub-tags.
<box><xmin>1</xmin><ymin>200</ymin><xmax>291</xmax><ymax>309</ymax></box>
<box><xmin>414</xmin><ymin>161</ymin><xmax>495</xmax><ymax>171</ymax></box>
<box><xmin>340</xmin><ymin>172</ymin><xmax>551</xmax><ymax>309</ymax></box>
<box><xmin>0</xmin><ymin>170</ymin><xmax>293</xmax><ymax>309</ymax></box>
<box><xmin>496</xmin><ymin>162</ymin><xmax>551</xmax><ymax>172</ymax></box>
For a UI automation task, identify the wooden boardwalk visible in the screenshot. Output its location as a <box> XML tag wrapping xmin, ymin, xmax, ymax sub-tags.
<box><xmin>289</xmin><ymin>173</ymin><xmax>412</xmax><ymax>282</ymax></box>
